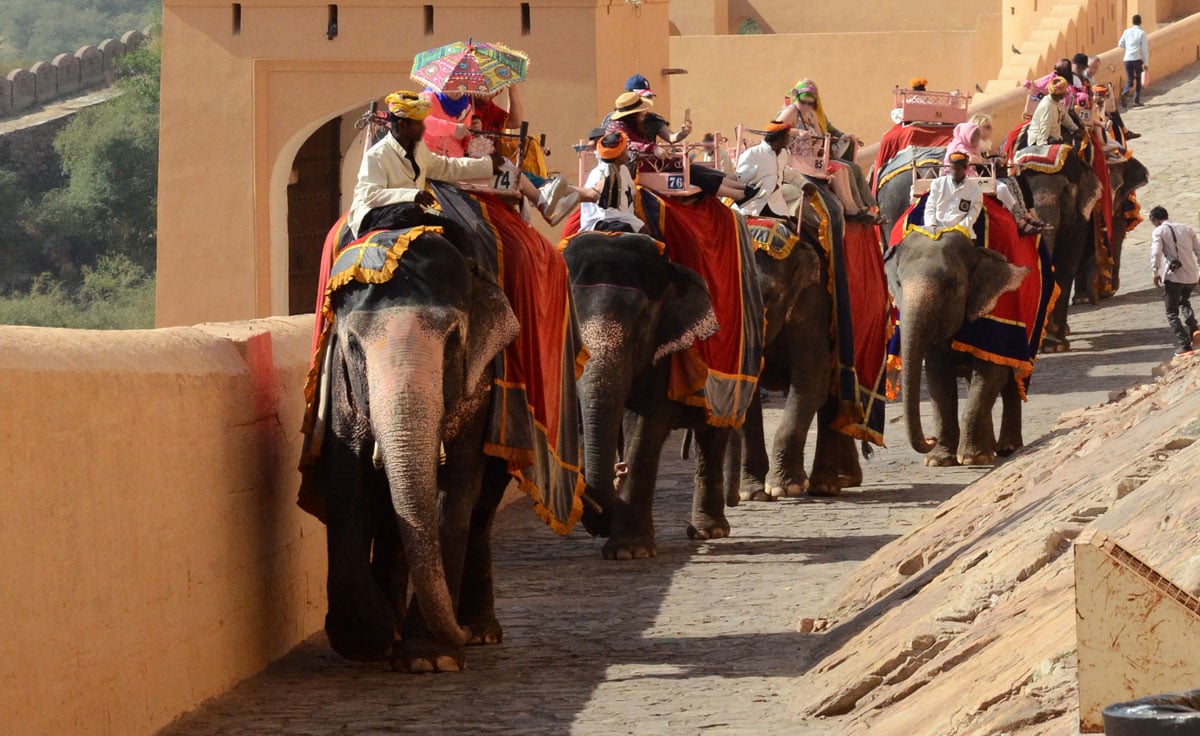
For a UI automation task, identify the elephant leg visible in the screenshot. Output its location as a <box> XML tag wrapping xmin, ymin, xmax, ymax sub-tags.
<box><xmin>768</xmin><ymin>329</ymin><xmax>830</xmax><ymax>499</ymax></box>
<box><xmin>809</xmin><ymin>396</ymin><xmax>858</xmax><ymax>496</ymax></box>
<box><xmin>398</xmin><ymin>435</ymin><xmax>487</xmax><ymax>673</ymax></box>
<box><xmin>325</xmin><ymin>431</ymin><xmax>397</xmax><ymax>662</ymax></box>
<box><xmin>997</xmin><ymin>374</ymin><xmax>1024</xmax><ymax>456</ymax></box>
<box><xmin>738</xmin><ymin>389</ymin><xmax>772</xmax><ymax>502</ymax></box>
<box><xmin>924</xmin><ymin>343</ymin><xmax>960</xmax><ymax>466</ymax></box>
<box><xmin>958</xmin><ymin>360</ymin><xmax>1007</xmax><ymax>465</ymax></box>
<box><xmin>457</xmin><ymin>457</ymin><xmax>511</xmax><ymax>646</ymax></box>
<box><xmin>689</xmin><ymin>426</ymin><xmax>732</xmax><ymax>540</ymax></box>
<box><xmin>602</xmin><ymin>408</ymin><xmax>672</xmax><ymax>560</ymax></box>
<box><xmin>723</xmin><ymin>423</ymin><xmax>743</xmax><ymax>507</ymax></box>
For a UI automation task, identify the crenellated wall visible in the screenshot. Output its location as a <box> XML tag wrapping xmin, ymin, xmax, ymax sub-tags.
<box><xmin>0</xmin><ymin>28</ymin><xmax>150</xmax><ymax>120</ymax></box>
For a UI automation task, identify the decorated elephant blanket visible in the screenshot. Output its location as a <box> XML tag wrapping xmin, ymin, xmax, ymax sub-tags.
<box><xmin>806</xmin><ymin>187</ymin><xmax>891</xmax><ymax>446</ymax></box>
<box><xmin>872</xmin><ymin>123</ymin><xmax>956</xmax><ymax>192</ymax></box>
<box><xmin>635</xmin><ymin>190</ymin><xmax>764</xmax><ymax>428</ymax></box>
<box><xmin>885</xmin><ymin>195</ymin><xmax>1058</xmax><ymax>398</ymax></box>
<box><xmin>1012</xmin><ymin>144</ymin><xmax>1073</xmax><ymax>174</ymax></box>
<box><xmin>874</xmin><ymin>146</ymin><xmax>947</xmax><ymax>193</ymax></box>
<box><xmin>300</xmin><ymin>185</ymin><xmax>590</xmax><ymax>535</ymax></box>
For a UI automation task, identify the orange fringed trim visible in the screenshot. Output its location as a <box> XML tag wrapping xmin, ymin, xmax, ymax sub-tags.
<box><xmin>301</xmin><ymin>224</ymin><xmax>445</xmax><ymax>439</ymax></box>
<box><xmin>482</xmin><ymin>438</ymin><xmax>587</xmax><ymax>537</ymax></box>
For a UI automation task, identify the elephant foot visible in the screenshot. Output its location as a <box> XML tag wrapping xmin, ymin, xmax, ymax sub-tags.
<box><xmin>767</xmin><ymin>477</ymin><xmax>809</xmax><ymax>499</ymax></box>
<box><xmin>324</xmin><ymin>589</ymin><xmax>397</xmax><ymax>662</ymax></box>
<box><xmin>687</xmin><ymin>514</ymin><xmax>731</xmax><ymax>540</ymax></box>
<box><xmin>602</xmin><ymin>537</ymin><xmax>657</xmax><ymax>560</ymax></box>
<box><xmin>996</xmin><ymin>440</ymin><xmax>1023</xmax><ymax>457</ymax></box>
<box><xmin>740</xmin><ymin>488</ymin><xmax>774</xmax><ymax>502</ymax></box>
<box><xmin>957</xmin><ymin>451</ymin><xmax>995</xmax><ymax>466</ymax></box>
<box><xmin>1041</xmin><ymin>337</ymin><xmax>1070</xmax><ymax>354</ymax></box>
<box><xmin>807</xmin><ymin>473</ymin><xmax>842</xmax><ymax>497</ymax></box>
<box><xmin>924</xmin><ymin>447</ymin><xmax>959</xmax><ymax>467</ymax></box>
<box><xmin>395</xmin><ymin>637</ymin><xmax>465</xmax><ymax>674</ymax></box>
<box><xmin>461</xmin><ymin>615</ymin><xmax>503</xmax><ymax>646</ymax></box>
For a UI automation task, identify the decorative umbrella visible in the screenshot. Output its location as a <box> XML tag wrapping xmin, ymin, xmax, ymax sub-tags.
<box><xmin>411</xmin><ymin>38</ymin><xmax>529</xmax><ymax>96</ymax></box>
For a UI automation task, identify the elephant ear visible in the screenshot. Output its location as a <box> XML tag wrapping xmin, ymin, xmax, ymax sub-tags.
<box><xmin>654</xmin><ymin>263</ymin><xmax>719</xmax><ymax>364</ymax></box>
<box><xmin>966</xmin><ymin>248</ymin><xmax>1029</xmax><ymax>321</ymax></box>
<box><xmin>462</xmin><ymin>269</ymin><xmax>520</xmax><ymax>395</ymax></box>
<box><xmin>1077</xmin><ymin>166</ymin><xmax>1103</xmax><ymax>222</ymax></box>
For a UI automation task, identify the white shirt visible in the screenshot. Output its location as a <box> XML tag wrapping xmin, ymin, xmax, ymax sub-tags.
<box><xmin>580</xmin><ymin>162</ymin><xmax>644</xmax><ymax>233</ymax></box>
<box><xmin>733</xmin><ymin>141</ymin><xmax>800</xmax><ymax>217</ymax></box>
<box><xmin>349</xmin><ymin>134</ymin><xmax>493</xmax><ymax>236</ymax></box>
<box><xmin>924</xmin><ymin>174</ymin><xmax>982</xmax><ymax>232</ymax></box>
<box><xmin>1151</xmin><ymin>221</ymin><xmax>1200</xmax><ymax>283</ymax></box>
<box><xmin>1027</xmin><ymin>94</ymin><xmax>1079</xmax><ymax>146</ymax></box>
<box><xmin>1119</xmin><ymin>25</ymin><xmax>1149</xmax><ymax>63</ymax></box>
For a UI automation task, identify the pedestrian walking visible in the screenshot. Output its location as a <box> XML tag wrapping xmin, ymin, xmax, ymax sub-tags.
<box><xmin>1149</xmin><ymin>206</ymin><xmax>1200</xmax><ymax>355</ymax></box>
<box><xmin>1118</xmin><ymin>14</ymin><xmax>1149</xmax><ymax>107</ymax></box>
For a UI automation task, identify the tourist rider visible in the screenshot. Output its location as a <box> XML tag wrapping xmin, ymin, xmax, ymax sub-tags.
<box><xmin>1118</xmin><ymin>14</ymin><xmax>1149</xmax><ymax>107</ymax></box>
<box><xmin>604</xmin><ymin>91</ymin><xmax>756</xmax><ymax>202</ymax></box>
<box><xmin>1027</xmin><ymin>76</ymin><xmax>1080</xmax><ymax>146</ymax></box>
<box><xmin>783</xmin><ymin>88</ymin><xmax>876</xmax><ymax>221</ymax></box>
<box><xmin>923</xmin><ymin>152</ymin><xmax>982</xmax><ymax>233</ymax></box>
<box><xmin>1149</xmin><ymin>206</ymin><xmax>1200</xmax><ymax>355</ymax></box>
<box><xmin>578</xmin><ymin>131</ymin><xmax>647</xmax><ymax>234</ymax></box>
<box><xmin>775</xmin><ymin>79</ymin><xmax>877</xmax><ymax>217</ymax></box>
<box><xmin>420</xmin><ymin>86</ymin><xmax>579</xmax><ymax>225</ymax></box>
<box><xmin>1088</xmin><ymin>55</ymin><xmax>1140</xmax><ymax>139</ymax></box>
<box><xmin>733</xmin><ymin>122</ymin><xmax>804</xmax><ymax>220</ymax></box>
<box><xmin>348</xmin><ymin>91</ymin><xmax>501</xmax><ymax>238</ymax></box>
<box><xmin>970</xmin><ymin>114</ymin><xmax>1043</xmax><ymax>231</ymax></box>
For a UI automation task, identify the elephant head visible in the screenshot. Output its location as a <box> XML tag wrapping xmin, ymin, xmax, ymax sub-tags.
<box><xmin>885</xmin><ymin>230</ymin><xmax>1028</xmax><ymax>454</ymax></box>
<box><xmin>327</xmin><ymin>231</ymin><xmax>519</xmax><ymax>656</ymax></box>
<box><xmin>563</xmin><ymin>233</ymin><xmax>717</xmax><ymax>536</ymax></box>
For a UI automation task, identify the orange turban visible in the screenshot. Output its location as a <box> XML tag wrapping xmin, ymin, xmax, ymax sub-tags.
<box><xmin>597</xmin><ymin>131</ymin><xmax>629</xmax><ymax>161</ymax></box>
<box><xmin>764</xmin><ymin>121</ymin><xmax>791</xmax><ymax>133</ymax></box>
<box><xmin>948</xmin><ymin>151</ymin><xmax>970</xmax><ymax>165</ymax></box>
<box><xmin>909</xmin><ymin>77</ymin><xmax>929</xmax><ymax>89</ymax></box>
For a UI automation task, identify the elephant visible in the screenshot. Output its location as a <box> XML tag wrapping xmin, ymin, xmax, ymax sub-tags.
<box><xmin>885</xmin><ymin>228</ymin><xmax>1030</xmax><ymax>466</ymax></box>
<box><xmin>732</xmin><ymin>213</ymin><xmax>862</xmax><ymax>501</ymax></box>
<box><xmin>564</xmin><ymin>232</ymin><xmax>736</xmax><ymax>559</ymax></box>
<box><xmin>315</xmin><ymin>214</ymin><xmax>523</xmax><ymax>673</ymax></box>
<box><xmin>1090</xmin><ymin>155</ymin><xmax>1149</xmax><ymax>297</ymax></box>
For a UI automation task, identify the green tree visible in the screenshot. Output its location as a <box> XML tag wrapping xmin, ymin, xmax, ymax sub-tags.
<box><xmin>41</xmin><ymin>42</ymin><xmax>160</xmax><ymax>273</ymax></box>
<box><xmin>0</xmin><ymin>0</ymin><xmax>158</xmax><ymax>64</ymax></box>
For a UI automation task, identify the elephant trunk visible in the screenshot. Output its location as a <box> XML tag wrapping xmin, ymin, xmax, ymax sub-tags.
<box><xmin>577</xmin><ymin>326</ymin><xmax>634</xmax><ymax>536</ymax></box>
<box><xmin>901</xmin><ymin>283</ymin><xmax>937</xmax><ymax>454</ymax></box>
<box><xmin>366</xmin><ymin>330</ymin><xmax>470</xmax><ymax>649</ymax></box>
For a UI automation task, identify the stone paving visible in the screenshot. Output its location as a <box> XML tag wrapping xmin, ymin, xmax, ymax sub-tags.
<box><xmin>158</xmin><ymin>64</ymin><xmax>1200</xmax><ymax>736</ymax></box>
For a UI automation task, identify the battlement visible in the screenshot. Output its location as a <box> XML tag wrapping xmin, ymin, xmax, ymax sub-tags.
<box><xmin>0</xmin><ymin>27</ymin><xmax>154</xmax><ymax>120</ymax></box>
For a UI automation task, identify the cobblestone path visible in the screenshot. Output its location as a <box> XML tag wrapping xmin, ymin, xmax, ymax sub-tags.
<box><xmin>159</xmin><ymin>64</ymin><xmax>1200</xmax><ymax>736</ymax></box>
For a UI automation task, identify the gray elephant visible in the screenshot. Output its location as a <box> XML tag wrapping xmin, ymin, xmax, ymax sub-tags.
<box><xmin>1087</xmin><ymin>155</ymin><xmax>1149</xmax><ymax>298</ymax></box>
<box><xmin>733</xmin><ymin>215</ymin><xmax>863</xmax><ymax>500</ymax></box>
<box><xmin>885</xmin><ymin>229</ymin><xmax>1030</xmax><ymax>465</ymax></box>
<box><xmin>301</xmin><ymin>210</ymin><xmax>524</xmax><ymax>674</ymax></box>
<box><xmin>566</xmin><ymin>232</ymin><xmax>741</xmax><ymax>559</ymax></box>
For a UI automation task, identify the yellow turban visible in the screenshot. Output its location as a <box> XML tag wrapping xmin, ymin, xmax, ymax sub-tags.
<box><xmin>385</xmin><ymin>91</ymin><xmax>432</xmax><ymax>120</ymax></box>
<box><xmin>1047</xmin><ymin>77</ymin><xmax>1068</xmax><ymax>95</ymax></box>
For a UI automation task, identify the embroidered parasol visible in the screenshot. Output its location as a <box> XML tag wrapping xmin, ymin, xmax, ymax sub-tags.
<box><xmin>411</xmin><ymin>38</ymin><xmax>529</xmax><ymax>96</ymax></box>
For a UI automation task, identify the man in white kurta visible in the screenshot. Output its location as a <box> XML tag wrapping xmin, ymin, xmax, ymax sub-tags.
<box><xmin>349</xmin><ymin>90</ymin><xmax>496</xmax><ymax>237</ymax></box>
<box><xmin>733</xmin><ymin>123</ymin><xmax>803</xmax><ymax>220</ymax></box>
<box><xmin>924</xmin><ymin>152</ymin><xmax>982</xmax><ymax>233</ymax></box>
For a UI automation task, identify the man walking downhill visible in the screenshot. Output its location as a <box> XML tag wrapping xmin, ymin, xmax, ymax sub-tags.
<box><xmin>1149</xmin><ymin>206</ymin><xmax>1200</xmax><ymax>355</ymax></box>
<box><xmin>1118</xmin><ymin>14</ymin><xmax>1149</xmax><ymax>107</ymax></box>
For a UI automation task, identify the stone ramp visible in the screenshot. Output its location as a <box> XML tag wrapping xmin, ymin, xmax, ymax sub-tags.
<box><xmin>797</xmin><ymin>356</ymin><xmax>1200</xmax><ymax>734</ymax></box>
